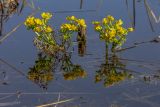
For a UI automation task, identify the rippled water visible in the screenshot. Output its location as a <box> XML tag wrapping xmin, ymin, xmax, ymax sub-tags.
<box><xmin>0</xmin><ymin>0</ymin><xmax>160</xmax><ymax>107</ymax></box>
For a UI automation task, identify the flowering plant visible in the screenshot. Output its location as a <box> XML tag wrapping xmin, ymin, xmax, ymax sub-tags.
<box><xmin>24</xmin><ymin>13</ymin><xmax>87</xmax><ymax>53</ymax></box>
<box><xmin>24</xmin><ymin>12</ymin><xmax>60</xmax><ymax>54</ymax></box>
<box><xmin>60</xmin><ymin>16</ymin><xmax>86</xmax><ymax>41</ymax></box>
<box><xmin>92</xmin><ymin>15</ymin><xmax>133</xmax><ymax>51</ymax></box>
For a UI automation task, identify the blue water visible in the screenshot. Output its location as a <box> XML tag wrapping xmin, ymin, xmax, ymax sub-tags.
<box><xmin>0</xmin><ymin>0</ymin><xmax>160</xmax><ymax>107</ymax></box>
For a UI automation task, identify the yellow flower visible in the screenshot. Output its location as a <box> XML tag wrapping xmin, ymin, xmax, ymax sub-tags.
<box><xmin>71</xmin><ymin>16</ymin><xmax>76</xmax><ymax>20</ymax></box>
<box><xmin>24</xmin><ymin>16</ymin><xmax>35</xmax><ymax>27</ymax></box>
<box><xmin>67</xmin><ymin>24</ymin><xmax>77</xmax><ymax>31</ymax></box>
<box><xmin>41</xmin><ymin>12</ymin><xmax>52</xmax><ymax>20</ymax></box>
<box><xmin>107</xmin><ymin>15</ymin><xmax>114</xmax><ymax>22</ymax></box>
<box><xmin>77</xmin><ymin>19</ymin><xmax>87</xmax><ymax>28</ymax></box>
<box><xmin>128</xmin><ymin>27</ymin><xmax>134</xmax><ymax>32</ymax></box>
<box><xmin>68</xmin><ymin>24</ymin><xmax>73</xmax><ymax>30</ymax></box>
<box><xmin>61</xmin><ymin>24</ymin><xmax>68</xmax><ymax>30</ymax></box>
<box><xmin>116</xmin><ymin>19</ymin><xmax>123</xmax><ymax>26</ymax></box>
<box><xmin>117</xmin><ymin>26</ymin><xmax>125</xmax><ymax>34</ymax></box>
<box><xmin>45</xmin><ymin>26</ymin><xmax>53</xmax><ymax>33</ymax></box>
<box><xmin>60</xmin><ymin>24</ymin><xmax>77</xmax><ymax>31</ymax></box>
<box><xmin>33</xmin><ymin>27</ymin><xmax>42</xmax><ymax>32</ymax></box>
<box><xmin>116</xmin><ymin>26</ymin><xmax>122</xmax><ymax>31</ymax></box>
<box><xmin>70</xmin><ymin>25</ymin><xmax>77</xmax><ymax>31</ymax></box>
<box><xmin>108</xmin><ymin>29</ymin><xmax>116</xmax><ymax>38</ymax></box>
<box><xmin>102</xmin><ymin>18</ymin><xmax>109</xmax><ymax>24</ymax></box>
<box><xmin>92</xmin><ymin>21</ymin><xmax>100</xmax><ymax>25</ymax></box>
<box><xmin>34</xmin><ymin>18</ymin><xmax>43</xmax><ymax>25</ymax></box>
<box><xmin>95</xmin><ymin>25</ymin><xmax>102</xmax><ymax>31</ymax></box>
<box><xmin>66</xmin><ymin>16</ymin><xmax>77</xmax><ymax>21</ymax></box>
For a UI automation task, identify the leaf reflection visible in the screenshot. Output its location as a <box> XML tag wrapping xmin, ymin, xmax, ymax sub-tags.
<box><xmin>61</xmin><ymin>52</ymin><xmax>87</xmax><ymax>81</ymax></box>
<box><xmin>95</xmin><ymin>46</ymin><xmax>132</xmax><ymax>87</ymax></box>
<box><xmin>28</xmin><ymin>49</ymin><xmax>87</xmax><ymax>89</ymax></box>
<box><xmin>28</xmin><ymin>53</ymin><xmax>55</xmax><ymax>89</ymax></box>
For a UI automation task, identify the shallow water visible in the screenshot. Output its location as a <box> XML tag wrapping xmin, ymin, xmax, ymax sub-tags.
<box><xmin>0</xmin><ymin>0</ymin><xmax>160</xmax><ymax>107</ymax></box>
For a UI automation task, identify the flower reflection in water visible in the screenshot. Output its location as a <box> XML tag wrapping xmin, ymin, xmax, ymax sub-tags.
<box><xmin>95</xmin><ymin>49</ymin><xmax>132</xmax><ymax>87</ymax></box>
<box><xmin>61</xmin><ymin>52</ymin><xmax>87</xmax><ymax>80</ymax></box>
<box><xmin>28</xmin><ymin>53</ymin><xmax>55</xmax><ymax>90</ymax></box>
<box><xmin>28</xmin><ymin>50</ymin><xmax>87</xmax><ymax>89</ymax></box>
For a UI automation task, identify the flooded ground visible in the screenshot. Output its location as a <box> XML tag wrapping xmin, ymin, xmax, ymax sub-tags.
<box><xmin>1</xmin><ymin>0</ymin><xmax>160</xmax><ymax>107</ymax></box>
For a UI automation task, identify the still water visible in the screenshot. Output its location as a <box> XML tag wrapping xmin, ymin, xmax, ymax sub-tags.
<box><xmin>0</xmin><ymin>0</ymin><xmax>160</xmax><ymax>107</ymax></box>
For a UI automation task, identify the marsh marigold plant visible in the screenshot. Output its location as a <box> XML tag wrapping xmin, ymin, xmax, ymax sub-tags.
<box><xmin>92</xmin><ymin>15</ymin><xmax>134</xmax><ymax>50</ymax></box>
<box><xmin>60</xmin><ymin>16</ymin><xmax>87</xmax><ymax>41</ymax></box>
<box><xmin>24</xmin><ymin>12</ymin><xmax>60</xmax><ymax>54</ymax></box>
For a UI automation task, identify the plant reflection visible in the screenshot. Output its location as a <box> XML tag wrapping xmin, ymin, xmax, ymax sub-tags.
<box><xmin>61</xmin><ymin>52</ymin><xmax>87</xmax><ymax>80</ymax></box>
<box><xmin>77</xmin><ymin>30</ymin><xmax>86</xmax><ymax>56</ymax></box>
<box><xmin>28</xmin><ymin>53</ymin><xmax>55</xmax><ymax>89</ymax></box>
<box><xmin>28</xmin><ymin>49</ymin><xmax>87</xmax><ymax>89</ymax></box>
<box><xmin>95</xmin><ymin>49</ymin><xmax>132</xmax><ymax>87</ymax></box>
<box><xmin>77</xmin><ymin>40</ymin><xmax>86</xmax><ymax>56</ymax></box>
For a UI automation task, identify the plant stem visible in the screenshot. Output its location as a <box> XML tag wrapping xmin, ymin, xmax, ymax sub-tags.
<box><xmin>105</xmin><ymin>42</ymin><xmax>109</xmax><ymax>64</ymax></box>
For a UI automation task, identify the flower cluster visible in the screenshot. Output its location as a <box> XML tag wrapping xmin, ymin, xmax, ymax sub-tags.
<box><xmin>60</xmin><ymin>16</ymin><xmax>87</xmax><ymax>41</ymax></box>
<box><xmin>24</xmin><ymin>12</ymin><xmax>58</xmax><ymax>53</ymax></box>
<box><xmin>24</xmin><ymin>13</ymin><xmax>87</xmax><ymax>54</ymax></box>
<box><xmin>24</xmin><ymin>12</ymin><xmax>53</xmax><ymax>34</ymax></box>
<box><xmin>60</xmin><ymin>23</ymin><xmax>77</xmax><ymax>32</ymax></box>
<box><xmin>66</xmin><ymin>16</ymin><xmax>87</xmax><ymax>28</ymax></box>
<box><xmin>92</xmin><ymin>15</ymin><xmax>133</xmax><ymax>50</ymax></box>
<box><xmin>41</xmin><ymin>12</ymin><xmax>52</xmax><ymax>20</ymax></box>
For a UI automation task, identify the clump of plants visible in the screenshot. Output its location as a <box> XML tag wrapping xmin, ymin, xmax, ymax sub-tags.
<box><xmin>60</xmin><ymin>16</ymin><xmax>87</xmax><ymax>55</ymax></box>
<box><xmin>24</xmin><ymin>12</ymin><xmax>60</xmax><ymax>54</ymax></box>
<box><xmin>24</xmin><ymin>13</ymin><xmax>87</xmax><ymax>54</ymax></box>
<box><xmin>92</xmin><ymin>15</ymin><xmax>133</xmax><ymax>51</ymax></box>
<box><xmin>60</xmin><ymin>16</ymin><xmax>87</xmax><ymax>46</ymax></box>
